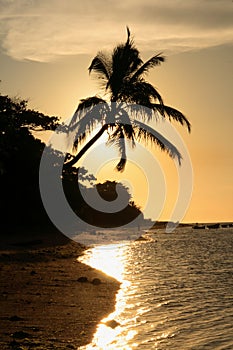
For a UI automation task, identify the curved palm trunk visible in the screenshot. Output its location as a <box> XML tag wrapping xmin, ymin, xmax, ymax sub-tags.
<box><xmin>64</xmin><ymin>124</ymin><xmax>109</xmax><ymax>169</ymax></box>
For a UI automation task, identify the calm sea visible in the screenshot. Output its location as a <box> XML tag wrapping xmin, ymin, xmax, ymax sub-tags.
<box><xmin>79</xmin><ymin>227</ymin><xmax>233</xmax><ymax>349</ymax></box>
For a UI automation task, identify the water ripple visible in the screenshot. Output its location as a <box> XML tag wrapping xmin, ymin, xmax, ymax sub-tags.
<box><xmin>80</xmin><ymin>228</ymin><xmax>233</xmax><ymax>349</ymax></box>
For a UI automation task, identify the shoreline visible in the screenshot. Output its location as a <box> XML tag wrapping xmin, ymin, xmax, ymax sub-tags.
<box><xmin>0</xmin><ymin>229</ymin><xmax>120</xmax><ymax>349</ymax></box>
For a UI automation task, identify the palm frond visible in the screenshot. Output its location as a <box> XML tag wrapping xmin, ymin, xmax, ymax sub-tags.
<box><xmin>72</xmin><ymin>116</ymin><xmax>100</xmax><ymax>151</ymax></box>
<box><xmin>88</xmin><ymin>52</ymin><xmax>112</xmax><ymax>84</ymax></box>
<box><xmin>120</xmin><ymin>80</ymin><xmax>164</xmax><ymax>109</ymax></box>
<box><xmin>77</xmin><ymin>96</ymin><xmax>107</xmax><ymax>112</ymax></box>
<box><xmin>127</xmin><ymin>103</ymin><xmax>154</xmax><ymax>122</ymax></box>
<box><xmin>130</xmin><ymin>53</ymin><xmax>165</xmax><ymax>81</ymax></box>
<box><xmin>117</xmin><ymin>109</ymin><xmax>135</xmax><ymax>147</ymax></box>
<box><xmin>70</xmin><ymin>98</ymin><xmax>108</xmax><ymax>151</ymax></box>
<box><xmin>106</xmin><ymin>125</ymin><xmax>127</xmax><ymax>172</ymax></box>
<box><xmin>154</xmin><ymin>104</ymin><xmax>191</xmax><ymax>132</ymax></box>
<box><xmin>73</xmin><ymin>130</ymin><xmax>87</xmax><ymax>151</ymax></box>
<box><xmin>106</xmin><ymin>125</ymin><xmax>123</xmax><ymax>146</ymax></box>
<box><xmin>126</xmin><ymin>26</ymin><xmax>131</xmax><ymax>45</ymax></box>
<box><xmin>70</xmin><ymin>96</ymin><xmax>107</xmax><ymax>126</ymax></box>
<box><xmin>140</xmin><ymin>82</ymin><xmax>164</xmax><ymax>105</ymax></box>
<box><xmin>133</xmin><ymin>119</ymin><xmax>182</xmax><ymax>164</ymax></box>
<box><xmin>111</xmin><ymin>43</ymin><xmax>142</xmax><ymax>76</ymax></box>
<box><xmin>124</xmin><ymin>27</ymin><xmax>143</xmax><ymax>73</ymax></box>
<box><xmin>116</xmin><ymin>157</ymin><xmax>127</xmax><ymax>172</ymax></box>
<box><xmin>108</xmin><ymin>29</ymin><xmax>143</xmax><ymax>98</ymax></box>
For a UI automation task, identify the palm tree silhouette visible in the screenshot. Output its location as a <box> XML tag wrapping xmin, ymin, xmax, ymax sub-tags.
<box><xmin>64</xmin><ymin>28</ymin><xmax>191</xmax><ymax>171</ymax></box>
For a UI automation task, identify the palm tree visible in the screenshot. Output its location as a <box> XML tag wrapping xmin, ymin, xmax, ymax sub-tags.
<box><xmin>64</xmin><ymin>28</ymin><xmax>191</xmax><ymax>171</ymax></box>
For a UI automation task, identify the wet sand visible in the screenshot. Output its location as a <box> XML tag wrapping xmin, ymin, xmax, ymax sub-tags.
<box><xmin>0</xmin><ymin>230</ymin><xmax>120</xmax><ymax>349</ymax></box>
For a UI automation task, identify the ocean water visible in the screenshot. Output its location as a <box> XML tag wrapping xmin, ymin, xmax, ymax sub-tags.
<box><xmin>79</xmin><ymin>227</ymin><xmax>233</xmax><ymax>349</ymax></box>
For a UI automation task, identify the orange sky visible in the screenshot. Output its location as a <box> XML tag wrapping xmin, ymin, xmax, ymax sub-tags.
<box><xmin>0</xmin><ymin>0</ymin><xmax>232</xmax><ymax>223</ymax></box>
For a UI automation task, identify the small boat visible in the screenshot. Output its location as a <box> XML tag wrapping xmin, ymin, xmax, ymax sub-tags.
<box><xmin>206</xmin><ymin>223</ymin><xmax>220</xmax><ymax>229</ymax></box>
<box><xmin>193</xmin><ymin>225</ymin><xmax>205</xmax><ymax>229</ymax></box>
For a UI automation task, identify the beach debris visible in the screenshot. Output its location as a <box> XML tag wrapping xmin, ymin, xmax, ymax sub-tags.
<box><xmin>9</xmin><ymin>338</ymin><xmax>41</xmax><ymax>350</ymax></box>
<box><xmin>91</xmin><ymin>278</ymin><xmax>101</xmax><ymax>285</ymax></box>
<box><xmin>9</xmin><ymin>339</ymin><xmax>26</xmax><ymax>350</ymax></box>
<box><xmin>77</xmin><ymin>276</ymin><xmax>88</xmax><ymax>283</ymax></box>
<box><xmin>11</xmin><ymin>345</ymin><xmax>24</xmax><ymax>350</ymax></box>
<box><xmin>12</xmin><ymin>331</ymin><xmax>30</xmax><ymax>339</ymax></box>
<box><xmin>9</xmin><ymin>340</ymin><xmax>18</xmax><ymax>348</ymax></box>
<box><xmin>30</xmin><ymin>326</ymin><xmax>40</xmax><ymax>332</ymax></box>
<box><xmin>105</xmin><ymin>319</ymin><xmax>120</xmax><ymax>329</ymax></box>
<box><xmin>135</xmin><ymin>235</ymin><xmax>148</xmax><ymax>241</ymax></box>
<box><xmin>9</xmin><ymin>315</ymin><xmax>23</xmax><ymax>321</ymax></box>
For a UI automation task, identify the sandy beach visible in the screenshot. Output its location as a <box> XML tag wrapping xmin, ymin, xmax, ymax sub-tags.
<box><xmin>0</xmin><ymin>229</ymin><xmax>120</xmax><ymax>349</ymax></box>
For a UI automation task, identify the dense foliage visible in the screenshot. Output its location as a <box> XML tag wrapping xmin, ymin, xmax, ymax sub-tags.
<box><xmin>63</xmin><ymin>179</ymin><xmax>143</xmax><ymax>228</ymax></box>
<box><xmin>0</xmin><ymin>94</ymin><xmax>60</xmax><ymax>228</ymax></box>
<box><xmin>0</xmin><ymin>93</ymin><xmax>142</xmax><ymax>231</ymax></box>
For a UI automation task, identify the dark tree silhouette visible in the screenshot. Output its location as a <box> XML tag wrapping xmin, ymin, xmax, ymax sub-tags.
<box><xmin>0</xmin><ymin>93</ymin><xmax>61</xmax><ymax>227</ymax></box>
<box><xmin>64</xmin><ymin>28</ymin><xmax>191</xmax><ymax>171</ymax></box>
<box><xmin>63</xmin><ymin>179</ymin><xmax>143</xmax><ymax>228</ymax></box>
<box><xmin>0</xmin><ymin>93</ymin><xmax>92</xmax><ymax>230</ymax></box>
<box><xmin>1</xmin><ymin>92</ymin><xmax>139</xmax><ymax>232</ymax></box>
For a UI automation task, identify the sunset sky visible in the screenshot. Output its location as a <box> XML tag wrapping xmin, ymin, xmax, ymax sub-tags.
<box><xmin>0</xmin><ymin>0</ymin><xmax>232</xmax><ymax>223</ymax></box>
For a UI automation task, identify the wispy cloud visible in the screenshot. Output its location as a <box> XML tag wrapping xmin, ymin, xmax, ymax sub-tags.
<box><xmin>0</xmin><ymin>0</ymin><xmax>232</xmax><ymax>62</ymax></box>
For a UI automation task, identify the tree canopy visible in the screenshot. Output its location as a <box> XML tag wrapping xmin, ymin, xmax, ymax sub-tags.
<box><xmin>0</xmin><ymin>93</ymin><xmax>61</xmax><ymax>228</ymax></box>
<box><xmin>65</xmin><ymin>28</ymin><xmax>191</xmax><ymax>171</ymax></box>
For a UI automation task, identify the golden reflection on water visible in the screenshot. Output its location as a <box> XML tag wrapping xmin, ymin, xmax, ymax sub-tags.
<box><xmin>81</xmin><ymin>244</ymin><xmax>125</xmax><ymax>282</ymax></box>
<box><xmin>79</xmin><ymin>243</ymin><xmax>138</xmax><ymax>349</ymax></box>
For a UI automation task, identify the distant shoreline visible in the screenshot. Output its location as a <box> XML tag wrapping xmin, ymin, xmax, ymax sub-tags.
<box><xmin>151</xmin><ymin>221</ymin><xmax>233</xmax><ymax>229</ymax></box>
